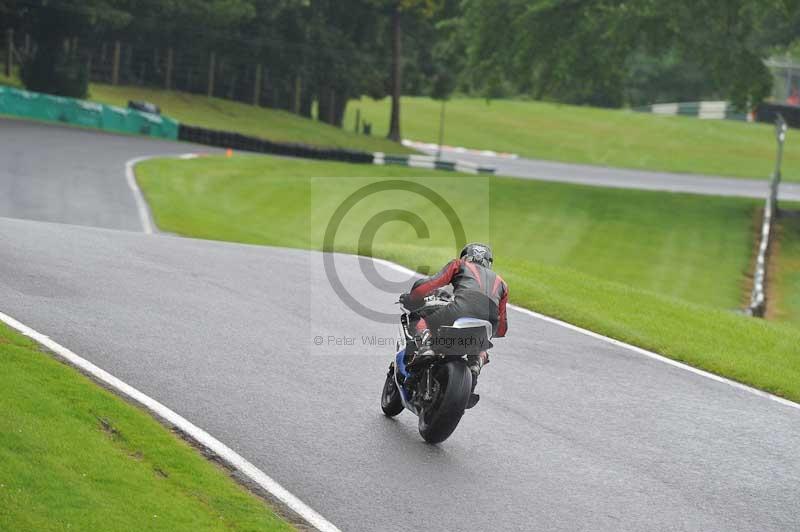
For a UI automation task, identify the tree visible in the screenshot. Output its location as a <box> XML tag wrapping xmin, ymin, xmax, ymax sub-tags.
<box><xmin>382</xmin><ymin>0</ymin><xmax>439</xmax><ymax>141</ymax></box>
<box><xmin>624</xmin><ymin>48</ymin><xmax>719</xmax><ymax>107</ymax></box>
<box><xmin>18</xmin><ymin>1</ymin><xmax>131</xmax><ymax>97</ymax></box>
<box><xmin>462</xmin><ymin>0</ymin><xmax>800</xmax><ymax>109</ymax></box>
<box><xmin>109</xmin><ymin>0</ymin><xmax>256</xmax><ymax>93</ymax></box>
<box><xmin>387</xmin><ymin>1</ymin><xmax>402</xmax><ymax>140</ymax></box>
<box><xmin>304</xmin><ymin>0</ymin><xmax>389</xmax><ymax>126</ymax></box>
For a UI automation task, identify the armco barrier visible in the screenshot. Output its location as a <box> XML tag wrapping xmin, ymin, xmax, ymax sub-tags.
<box><xmin>0</xmin><ymin>86</ymin><xmax>179</xmax><ymax>139</ymax></box>
<box><xmin>0</xmin><ymin>85</ymin><xmax>490</xmax><ymax>170</ymax></box>
<box><xmin>178</xmin><ymin>125</ymin><xmax>496</xmax><ymax>171</ymax></box>
<box><xmin>634</xmin><ymin>101</ymin><xmax>750</xmax><ymax>121</ymax></box>
<box><xmin>178</xmin><ymin>124</ymin><xmax>374</xmax><ymax>164</ymax></box>
<box><xmin>373</xmin><ymin>152</ymin><xmax>496</xmax><ymax>174</ymax></box>
<box><xmin>636</xmin><ymin>100</ymin><xmax>800</xmax><ymax>128</ymax></box>
<box><xmin>747</xmin><ymin>116</ymin><xmax>787</xmax><ymax>317</ymax></box>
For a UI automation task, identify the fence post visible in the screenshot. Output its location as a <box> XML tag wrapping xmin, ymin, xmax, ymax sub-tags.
<box><xmin>24</xmin><ymin>33</ymin><xmax>30</xmax><ymax>55</ymax></box>
<box><xmin>165</xmin><ymin>47</ymin><xmax>173</xmax><ymax>90</ymax></box>
<box><xmin>253</xmin><ymin>63</ymin><xmax>262</xmax><ymax>106</ymax></box>
<box><xmin>207</xmin><ymin>52</ymin><xmax>216</xmax><ymax>97</ymax></box>
<box><xmin>772</xmin><ymin>115</ymin><xmax>787</xmax><ymax>211</ymax></box>
<box><xmin>436</xmin><ymin>99</ymin><xmax>446</xmax><ymax>160</ymax></box>
<box><xmin>111</xmin><ymin>41</ymin><xmax>121</xmax><ymax>85</ymax></box>
<box><xmin>5</xmin><ymin>29</ymin><xmax>13</xmax><ymax>78</ymax></box>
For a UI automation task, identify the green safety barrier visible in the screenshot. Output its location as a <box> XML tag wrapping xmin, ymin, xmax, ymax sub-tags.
<box><xmin>0</xmin><ymin>85</ymin><xmax>179</xmax><ymax>139</ymax></box>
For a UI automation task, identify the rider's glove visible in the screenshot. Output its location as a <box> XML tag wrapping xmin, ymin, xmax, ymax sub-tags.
<box><xmin>399</xmin><ymin>292</ymin><xmax>418</xmax><ymax>310</ymax></box>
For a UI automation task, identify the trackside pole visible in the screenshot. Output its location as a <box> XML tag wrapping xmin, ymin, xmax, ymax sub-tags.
<box><xmin>436</xmin><ymin>99</ymin><xmax>446</xmax><ymax>160</ymax></box>
<box><xmin>772</xmin><ymin>115</ymin><xmax>787</xmax><ymax>211</ymax></box>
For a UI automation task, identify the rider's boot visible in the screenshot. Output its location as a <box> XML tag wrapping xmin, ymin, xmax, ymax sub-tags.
<box><xmin>466</xmin><ymin>351</ymin><xmax>489</xmax><ymax>409</ymax></box>
<box><xmin>467</xmin><ymin>350</ymin><xmax>488</xmax><ymax>381</ymax></box>
<box><xmin>408</xmin><ymin>329</ymin><xmax>435</xmax><ymax>369</ymax></box>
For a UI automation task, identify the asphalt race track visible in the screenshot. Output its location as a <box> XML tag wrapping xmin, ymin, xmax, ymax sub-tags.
<box><xmin>0</xmin><ymin>118</ymin><xmax>217</xmax><ymax>229</ymax></box>
<box><xmin>416</xmin><ymin>148</ymin><xmax>800</xmax><ymax>201</ymax></box>
<box><xmin>1</xmin><ymin>118</ymin><xmax>799</xmax><ymax>531</ymax></box>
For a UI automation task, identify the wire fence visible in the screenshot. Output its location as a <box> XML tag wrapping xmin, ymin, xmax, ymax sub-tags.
<box><xmin>767</xmin><ymin>58</ymin><xmax>800</xmax><ymax>105</ymax></box>
<box><xmin>747</xmin><ymin>116</ymin><xmax>787</xmax><ymax>318</ymax></box>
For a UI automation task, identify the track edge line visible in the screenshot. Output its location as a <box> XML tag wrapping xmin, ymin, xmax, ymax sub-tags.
<box><xmin>125</xmin><ymin>155</ymin><xmax>160</xmax><ymax>234</ymax></box>
<box><xmin>0</xmin><ymin>310</ymin><xmax>342</xmax><ymax>532</ymax></box>
<box><xmin>370</xmin><ymin>257</ymin><xmax>800</xmax><ymax>413</ymax></box>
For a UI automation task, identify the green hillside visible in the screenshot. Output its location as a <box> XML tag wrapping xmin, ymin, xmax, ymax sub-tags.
<box><xmin>348</xmin><ymin>96</ymin><xmax>798</xmax><ymax>181</ymax></box>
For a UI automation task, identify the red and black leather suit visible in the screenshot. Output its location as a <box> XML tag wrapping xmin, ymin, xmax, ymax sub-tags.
<box><xmin>409</xmin><ymin>258</ymin><xmax>508</xmax><ymax>338</ymax></box>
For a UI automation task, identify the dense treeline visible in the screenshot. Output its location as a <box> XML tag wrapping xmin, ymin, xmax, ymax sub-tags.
<box><xmin>1</xmin><ymin>0</ymin><xmax>799</xmax><ymax>138</ymax></box>
<box><xmin>0</xmin><ymin>0</ymin><xmax>429</xmax><ymax>136</ymax></box>
<box><xmin>461</xmin><ymin>0</ymin><xmax>800</xmax><ymax>110</ymax></box>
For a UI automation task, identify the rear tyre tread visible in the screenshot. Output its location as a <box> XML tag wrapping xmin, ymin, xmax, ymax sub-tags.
<box><xmin>418</xmin><ymin>361</ymin><xmax>472</xmax><ymax>444</ymax></box>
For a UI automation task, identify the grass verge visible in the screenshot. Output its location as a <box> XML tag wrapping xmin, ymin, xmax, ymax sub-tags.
<box><xmin>89</xmin><ymin>84</ymin><xmax>413</xmax><ymax>155</ymax></box>
<box><xmin>135</xmin><ymin>155</ymin><xmax>800</xmax><ymax>403</ymax></box>
<box><xmin>0</xmin><ymin>322</ymin><xmax>293</xmax><ymax>532</ymax></box>
<box><xmin>347</xmin><ymin>96</ymin><xmax>799</xmax><ymax>182</ymax></box>
<box><xmin>0</xmin><ymin>72</ymin><xmax>21</xmax><ymax>88</ymax></box>
<box><xmin>8</xmin><ymin>77</ymin><xmax>793</xmax><ymax>180</ymax></box>
<box><xmin>774</xmin><ymin>210</ymin><xmax>800</xmax><ymax>324</ymax></box>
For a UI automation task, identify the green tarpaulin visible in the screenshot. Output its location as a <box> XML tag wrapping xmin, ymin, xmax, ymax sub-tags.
<box><xmin>0</xmin><ymin>86</ymin><xmax>179</xmax><ymax>139</ymax></box>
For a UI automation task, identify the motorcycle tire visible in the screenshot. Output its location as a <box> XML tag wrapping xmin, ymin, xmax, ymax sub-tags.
<box><xmin>381</xmin><ymin>364</ymin><xmax>404</xmax><ymax>417</ymax></box>
<box><xmin>418</xmin><ymin>361</ymin><xmax>472</xmax><ymax>444</ymax></box>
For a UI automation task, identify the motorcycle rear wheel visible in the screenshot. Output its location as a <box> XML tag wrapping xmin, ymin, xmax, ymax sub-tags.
<box><xmin>418</xmin><ymin>361</ymin><xmax>472</xmax><ymax>444</ymax></box>
<box><xmin>381</xmin><ymin>364</ymin><xmax>404</xmax><ymax>417</ymax></box>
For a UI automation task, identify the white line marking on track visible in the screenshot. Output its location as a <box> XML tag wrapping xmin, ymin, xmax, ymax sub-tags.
<box><xmin>126</xmin><ymin>153</ymin><xmax>209</xmax><ymax>234</ymax></box>
<box><xmin>122</xmin><ymin>154</ymin><xmax>800</xmax><ymax>527</ymax></box>
<box><xmin>371</xmin><ymin>257</ymin><xmax>800</xmax><ymax>413</ymax></box>
<box><xmin>0</xmin><ymin>310</ymin><xmax>342</xmax><ymax>532</ymax></box>
<box><xmin>9</xmin><ymin>148</ymin><xmax>797</xmax><ymax>530</ymax></box>
<box><xmin>125</xmin><ymin>156</ymin><xmax>157</xmax><ymax>234</ymax></box>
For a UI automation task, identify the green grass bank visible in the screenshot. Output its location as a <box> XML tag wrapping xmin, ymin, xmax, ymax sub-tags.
<box><xmin>135</xmin><ymin>155</ymin><xmax>800</xmax><ymax>403</ymax></box>
<box><xmin>347</xmin><ymin>96</ymin><xmax>799</xmax><ymax>182</ymax></box>
<box><xmin>0</xmin><ymin>323</ymin><xmax>293</xmax><ymax>532</ymax></box>
<box><xmin>5</xmin><ymin>77</ymin><xmax>794</xmax><ymax>181</ymax></box>
<box><xmin>89</xmin><ymin>84</ymin><xmax>413</xmax><ymax>155</ymax></box>
<box><xmin>774</xmin><ymin>212</ymin><xmax>800</xmax><ymax>324</ymax></box>
<box><xmin>0</xmin><ymin>73</ymin><xmax>21</xmax><ymax>88</ymax></box>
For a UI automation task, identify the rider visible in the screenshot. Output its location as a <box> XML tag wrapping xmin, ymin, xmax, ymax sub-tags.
<box><xmin>400</xmin><ymin>243</ymin><xmax>508</xmax><ymax>386</ymax></box>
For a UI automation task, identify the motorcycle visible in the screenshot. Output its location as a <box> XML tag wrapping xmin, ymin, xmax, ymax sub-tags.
<box><xmin>380</xmin><ymin>290</ymin><xmax>494</xmax><ymax>443</ymax></box>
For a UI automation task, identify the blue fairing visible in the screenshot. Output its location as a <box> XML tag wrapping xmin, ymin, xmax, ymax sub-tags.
<box><xmin>395</xmin><ymin>348</ymin><xmax>409</xmax><ymax>378</ymax></box>
<box><xmin>394</xmin><ymin>348</ymin><xmax>411</xmax><ymax>405</ymax></box>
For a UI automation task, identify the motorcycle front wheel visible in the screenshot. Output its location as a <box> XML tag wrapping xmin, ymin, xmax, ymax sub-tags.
<box><xmin>381</xmin><ymin>364</ymin><xmax>404</xmax><ymax>417</ymax></box>
<box><xmin>418</xmin><ymin>361</ymin><xmax>472</xmax><ymax>444</ymax></box>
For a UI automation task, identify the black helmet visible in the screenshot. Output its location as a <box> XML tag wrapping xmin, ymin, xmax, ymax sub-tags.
<box><xmin>460</xmin><ymin>243</ymin><xmax>493</xmax><ymax>268</ymax></box>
